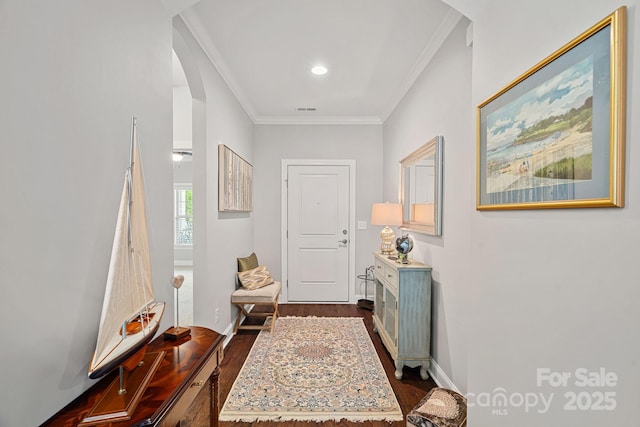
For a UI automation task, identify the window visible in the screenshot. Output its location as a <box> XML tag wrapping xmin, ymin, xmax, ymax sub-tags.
<box><xmin>174</xmin><ymin>185</ymin><xmax>193</xmax><ymax>246</ymax></box>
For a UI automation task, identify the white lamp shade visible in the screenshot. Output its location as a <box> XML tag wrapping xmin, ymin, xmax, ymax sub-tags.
<box><xmin>371</xmin><ymin>203</ymin><xmax>403</xmax><ymax>226</ymax></box>
<box><xmin>412</xmin><ymin>203</ymin><xmax>435</xmax><ymax>224</ymax></box>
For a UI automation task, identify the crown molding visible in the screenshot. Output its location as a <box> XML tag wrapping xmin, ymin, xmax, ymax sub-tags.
<box><xmin>180</xmin><ymin>7</ymin><xmax>462</xmax><ymax>126</ymax></box>
<box><xmin>161</xmin><ymin>0</ymin><xmax>201</xmax><ymax>18</ymax></box>
<box><xmin>380</xmin><ymin>8</ymin><xmax>463</xmax><ymax>122</ymax></box>
<box><xmin>254</xmin><ymin>115</ymin><xmax>382</xmax><ymax>125</ymax></box>
<box><xmin>179</xmin><ymin>10</ymin><xmax>258</xmax><ymax>122</ymax></box>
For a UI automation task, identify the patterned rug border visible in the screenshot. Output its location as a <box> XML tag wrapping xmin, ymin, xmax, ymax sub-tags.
<box><xmin>220</xmin><ymin>316</ymin><xmax>403</xmax><ymax>423</ymax></box>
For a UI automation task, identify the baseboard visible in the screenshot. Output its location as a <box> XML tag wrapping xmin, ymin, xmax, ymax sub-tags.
<box><xmin>221</xmin><ymin>321</ymin><xmax>235</xmax><ymax>348</ymax></box>
<box><xmin>222</xmin><ymin>303</ymin><xmax>255</xmax><ymax>348</ymax></box>
<box><xmin>428</xmin><ymin>358</ymin><xmax>461</xmax><ymax>394</ymax></box>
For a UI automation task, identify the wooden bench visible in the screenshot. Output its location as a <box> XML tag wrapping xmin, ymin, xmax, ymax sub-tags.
<box><xmin>231</xmin><ymin>281</ymin><xmax>280</xmax><ymax>334</ymax></box>
<box><xmin>232</xmin><ymin>253</ymin><xmax>280</xmax><ymax>334</ymax></box>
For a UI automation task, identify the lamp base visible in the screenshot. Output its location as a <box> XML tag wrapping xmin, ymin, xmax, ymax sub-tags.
<box><xmin>380</xmin><ymin>246</ymin><xmax>394</xmax><ymax>255</ymax></box>
<box><xmin>379</xmin><ymin>225</ymin><xmax>396</xmax><ymax>255</ymax></box>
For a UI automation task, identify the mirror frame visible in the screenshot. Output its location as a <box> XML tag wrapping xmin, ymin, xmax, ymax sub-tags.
<box><xmin>399</xmin><ymin>135</ymin><xmax>443</xmax><ymax>236</ymax></box>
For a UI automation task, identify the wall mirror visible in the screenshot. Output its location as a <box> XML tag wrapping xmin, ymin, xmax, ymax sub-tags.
<box><xmin>399</xmin><ymin>135</ymin><xmax>443</xmax><ymax>236</ymax></box>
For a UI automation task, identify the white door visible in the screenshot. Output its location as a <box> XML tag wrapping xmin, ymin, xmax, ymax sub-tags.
<box><xmin>286</xmin><ymin>164</ymin><xmax>350</xmax><ymax>302</ymax></box>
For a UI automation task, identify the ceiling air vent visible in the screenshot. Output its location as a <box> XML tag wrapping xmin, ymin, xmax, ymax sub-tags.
<box><xmin>296</xmin><ymin>107</ymin><xmax>317</xmax><ymax>112</ymax></box>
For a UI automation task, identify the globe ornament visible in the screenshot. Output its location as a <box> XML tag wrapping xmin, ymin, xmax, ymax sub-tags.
<box><xmin>395</xmin><ymin>233</ymin><xmax>414</xmax><ymax>264</ymax></box>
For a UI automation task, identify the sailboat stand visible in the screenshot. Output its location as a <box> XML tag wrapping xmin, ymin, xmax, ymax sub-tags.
<box><xmin>163</xmin><ymin>275</ymin><xmax>191</xmax><ymax>340</ymax></box>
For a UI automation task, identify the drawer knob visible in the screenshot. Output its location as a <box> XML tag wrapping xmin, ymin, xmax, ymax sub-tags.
<box><xmin>191</xmin><ymin>380</ymin><xmax>205</xmax><ymax>388</ymax></box>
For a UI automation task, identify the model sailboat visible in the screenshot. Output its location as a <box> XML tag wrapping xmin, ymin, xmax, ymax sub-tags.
<box><xmin>88</xmin><ymin>117</ymin><xmax>165</xmax><ymax>381</ymax></box>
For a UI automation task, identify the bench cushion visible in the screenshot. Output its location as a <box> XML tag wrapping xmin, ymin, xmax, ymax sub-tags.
<box><xmin>231</xmin><ymin>281</ymin><xmax>281</xmax><ymax>304</ymax></box>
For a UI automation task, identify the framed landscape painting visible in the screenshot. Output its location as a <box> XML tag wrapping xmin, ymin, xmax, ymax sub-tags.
<box><xmin>476</xmin><ymin>7</ymin><xmax>626</xmax><ymax>210</ymax></box>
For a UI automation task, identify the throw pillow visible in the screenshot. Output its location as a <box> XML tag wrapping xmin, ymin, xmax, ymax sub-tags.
<box><xmin>237</xmin><ymin>252</ymin><xmax>259</xmax><ymax>272</ymax></box>
<box><xmin>237</xmin><ymin>265</ymin><xmax>274</xmax><ymax>290</ymax></box>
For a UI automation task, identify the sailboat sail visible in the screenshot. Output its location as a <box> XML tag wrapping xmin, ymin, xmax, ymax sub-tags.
<box><xmin>89</xmin><ymin>118</ymin><xmax>165</xmax><ymax>379</ymax></box>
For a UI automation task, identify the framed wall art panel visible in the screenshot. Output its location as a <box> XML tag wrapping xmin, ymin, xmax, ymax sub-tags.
<box><xmin>218</xmin><ymin>144</ymin><xmax>253</xmax><ymax>212</ymax></box>
<box><xmin>476</xmin><ymin>6</ymin><xmax>626</xmax><ymax>210</ymax></box>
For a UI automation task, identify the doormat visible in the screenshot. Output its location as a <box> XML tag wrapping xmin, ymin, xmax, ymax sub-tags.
<box><xmin>219</xmin><ymin>316</ymin><xmax>403</xmax><ymax>422</ymax></box>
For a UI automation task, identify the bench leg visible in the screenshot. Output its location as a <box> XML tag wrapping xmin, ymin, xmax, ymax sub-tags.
<box><xmin>233</xmin><ymin>303</ymin><xmax>245</xmax><ymax>334</ymax></box>
<box><xmin>232</xmin><ymin>301</ymin><xmax>278</xmax><ymax>334</ymax></box>
<box><xmin>269</xmin><ymin>299</ymin><xmax>279</xmax><ymax>334</ymax></box>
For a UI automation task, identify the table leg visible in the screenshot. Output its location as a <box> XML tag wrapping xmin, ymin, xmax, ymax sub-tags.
<box><xmin>211</xmin><ymin>367</ymin><xmax>220</xmax><ymax>427</ymax></box>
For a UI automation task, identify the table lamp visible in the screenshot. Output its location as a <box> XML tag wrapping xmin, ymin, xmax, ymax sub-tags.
<box><xmin>371</xmin><ymin>202</ymin><xmax>403</xmax><ymax>255</ymax></box>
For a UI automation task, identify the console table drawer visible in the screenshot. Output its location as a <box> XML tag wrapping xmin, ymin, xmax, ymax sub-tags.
<box><xmin>384</xmin><ymin>266</ymin><xmax>398</xmax><ymax>285</ymax></box>
<box><xmin>374</xmin><ymin>258</ymin><xmax>397</xmax><ymax>285</ymax></box>
<box><xmin>160</xmin><ymin>346</ymin><xmax>220</xmax><ymax>426</ymax></box>
<box><xmin>374</xmin><ymin>258</ymin><xmax>385</xmax><ymax>281</ymax></box>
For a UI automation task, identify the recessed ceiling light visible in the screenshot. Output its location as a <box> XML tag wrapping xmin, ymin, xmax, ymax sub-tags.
<box><xmin>172</xmin><ymin>151</ymin><xmax>192</xmax><ymax>162</ymax></box>
<box><xmin>311</xmin><ymin>65</ymin><xmax>328</xmax><ymax>76</ymax></box>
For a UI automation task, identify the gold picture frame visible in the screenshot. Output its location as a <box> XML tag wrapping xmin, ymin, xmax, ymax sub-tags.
<box><xmin>476</xmin><ymin>6</ymin><xmax>626</xmax><ymax>210</ymax></box>
<box><xmin>218</xmin><ymin>144</ymin><xmax>253</xmax><ymax>212</ymax></box>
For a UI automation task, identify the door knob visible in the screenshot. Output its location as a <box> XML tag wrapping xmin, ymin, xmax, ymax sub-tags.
<box><xmin>338</xmin><ymin>239</ymin><xmax>348</xmax><ymax>244</ymax></box>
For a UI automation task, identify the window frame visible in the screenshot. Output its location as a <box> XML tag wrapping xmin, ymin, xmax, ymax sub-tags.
<box><xmin>174</xmin><ymin>184</ymin><xmax>193</xmax><ymax>247</ymax></box>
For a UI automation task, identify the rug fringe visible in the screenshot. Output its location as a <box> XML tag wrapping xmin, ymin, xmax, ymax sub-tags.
<box><xmin>219</xmin><ymin>412</ymin><xmax>404</xmax><ymax>423</ymax></box>
<box><xmin>277</xmin><ymin>316</ymin><xmax>365</xmax><ymax>320</ymax></box>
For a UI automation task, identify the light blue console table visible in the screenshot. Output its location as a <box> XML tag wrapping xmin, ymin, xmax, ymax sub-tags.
<box><xmin>372</xmin><ymin>252</ymin><xmax>432</xmax><ymax>380</ymax></box>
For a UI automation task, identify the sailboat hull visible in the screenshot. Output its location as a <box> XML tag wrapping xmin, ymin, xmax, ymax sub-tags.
<box><xmin>88</xmin><ymin>302</ymin><xmax>165</xmax><ymax>379</ymax></box>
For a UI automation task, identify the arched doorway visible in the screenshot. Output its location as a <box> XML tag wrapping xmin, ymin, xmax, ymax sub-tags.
<box><xmin>173</xmin><ymin>17</ymin><xmax>207</xmax><ymax>327</ymax></box>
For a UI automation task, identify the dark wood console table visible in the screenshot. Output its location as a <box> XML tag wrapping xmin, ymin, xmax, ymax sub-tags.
<box><xmin>42</xmin><ymin>326</ymin><xmax>225</xmax><ymax>427</ymax></box>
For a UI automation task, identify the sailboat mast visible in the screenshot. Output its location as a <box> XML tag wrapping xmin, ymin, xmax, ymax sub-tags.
<box><xmin>127</xmin><ymin>116</ymin><xmax>136</xmax><ymax>250</ymax></box>
<box><xmin>128</xmin><ymin>116</ymin><xmax>151</xmax><ymax>331</ymax></box>
<box><xmin>121</xmin><ymin>116</ymin><xmax>138</xmax><ymax>339</ymax></box>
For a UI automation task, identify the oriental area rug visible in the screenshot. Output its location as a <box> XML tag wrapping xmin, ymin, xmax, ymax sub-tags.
<box><xmin>219</xmin><ymin>316</ymin><xmax>403</xmax><ymax>422</ymax></box>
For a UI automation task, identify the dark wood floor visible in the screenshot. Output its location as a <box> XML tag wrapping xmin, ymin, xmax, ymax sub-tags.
<box><xmin>218</xmin><ymin>304</ymin><xmax>436</xmax><ymax>427</ymax></box>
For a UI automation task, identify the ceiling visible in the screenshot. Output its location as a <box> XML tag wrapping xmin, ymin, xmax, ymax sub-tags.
<box><xmin>178</xmin><ymin>0</ymin><xmax>462</xmax><ymax>124</ymax></box>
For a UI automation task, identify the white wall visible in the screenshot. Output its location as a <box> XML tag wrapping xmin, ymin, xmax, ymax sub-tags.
<box><xmin>173</xmin><ymin>83</ymin><xmax>193</xmax><ymax>263</ymax></box>
<box><xmin>443</xmin><ymin>0</ymin><xmax>640</xmax><ymax>425</ymax></box>
<box><xmin>173</xmin><ymin>85</ymin><xmax>193</xmax><ymax>148</ymax></box>
<box><xmin>383</xmin><ymin>18</ymin><xmax>472</xmax><ymax>392</ymax></box>
<box><xmin>0</xmin><ymin>1</ymin><xmax>173</xmax><ymax>426</ymax></box>
<box><xmin>253</xmin><ymin>125</ymin><xmax>383</xmax><ymax>300</ymax></box>
<box><xmin>173</xmin><ymin>17</ymin><xmax>255</xmax><ymax>330</ymax></box>
<box><xmin>173</xmin><ymin>157</ymin><xmax>193</xmax><ymax>184</ymax></box>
